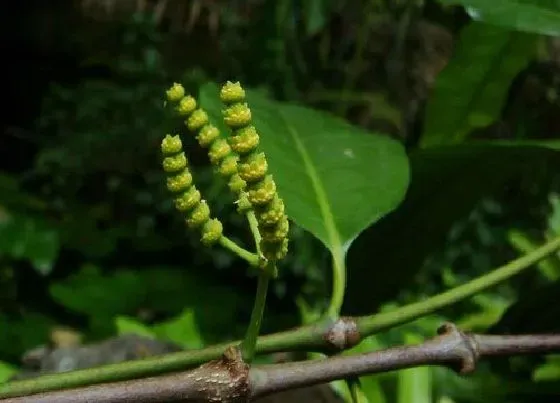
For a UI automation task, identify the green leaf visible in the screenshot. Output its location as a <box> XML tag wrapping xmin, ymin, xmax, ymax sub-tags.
<box><xmin>492</xmin><ymin>279</ymin><xmax>560</xmax><ymax>334</ymax></box>
<box><xmin>508</xmin><ymin>229</ymin><xmax>560</xmax><ymax>281</ymax></box>
<box><xmin>152</xmin><ymin>309</ymin><xmax>204</xmax><ymax>350</ymax></box>
<box><xmin>344</xmin><ymin>143</ymin><xmax>559</xmax><ymax>314</ymax></box>
<box><xmin>0</xmin><ymin>361</ymin><xmax>17</xmax><ymax>383</ymax></box>
<box><xmin>422</xmin><ymin>21</ymin><xmax>537</xmax><ymax>147</ymax></box>
<box><xmin>304</xmin><ymin>0</ymin><xmax>331</xmax><ymax>36</ymax></box>
<box><xmin>440</xmin><ymin>0</ymin><xmax>560</xmax><ymax>36</ymax></box>
<box><xmin>200</xmin><ymin>83</ymin><xmax>410</xmax><ymax>258</ymax></box>
<box><xmin>50</xmin><ymin>265</ymin><xmax>249</xmax><ymax>341</ymax></box>
<box><xmin>115</xmin><ymin>316</ymin><xmax>157</xmax><ymax>339</ymax></box>
<box><xmin>0</xmin><ymin>210</ymin><xmax>60</xmax><ymax>275</ymax></box>
<box><xmin>398</xmin><ymin>333</ymin><xmax>432</xmax><ymax>403</ymax></box>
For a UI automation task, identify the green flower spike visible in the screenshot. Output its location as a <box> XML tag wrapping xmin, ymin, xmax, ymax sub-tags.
<box><xmin>165</xmin><ymin>83</ymin><xmax>246</xmax><ymax>196</ymax></box>
<box><xmin>220</xmin><ymin>81</ymin><xmax>290</xmax><ymax>262</ymax></box>
<box><xmin>161</xmin><ymin>134</ymin><xmax>223</xmax><ymax>245</ymax></box>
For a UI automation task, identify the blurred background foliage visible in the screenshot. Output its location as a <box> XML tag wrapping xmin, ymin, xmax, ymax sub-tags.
<box><xmin>1</xmin><ymin>0</ymin><xmax>560</xmax><ymax>402</ymax></box>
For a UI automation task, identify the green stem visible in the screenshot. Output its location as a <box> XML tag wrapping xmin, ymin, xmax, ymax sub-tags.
<box><xmin>218</xmin><ymin>236</ymin><xmax>259</xmax><ymax>267</ymax></box>
<box><xmin>240</xmin><ymin>271</ymin><xmax>271</xmax><ymax>362</ymax></box>
<box><xmin>3</xmin><ymin>236</ymin><xmax>559</xmax><ymax>399</ymax></box>
<box><xmin>246</xmin><ymin>210</ymin><xmax>262</xmax><ymax>257</ymax></box>
<box><xmin>326</xmin><ymin>251</ymin><xmax>346</xmax><ymax>319</ymax></box>
<box><xmin>358</xmin><ymin>235</ymin><xmax>560</xmax><ymax>334</ymax></box>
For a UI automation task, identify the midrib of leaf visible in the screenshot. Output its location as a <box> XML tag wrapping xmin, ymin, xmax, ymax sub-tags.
<box><xmin>282</xmin><ymin>116</ymin><xmax>346</xmax><ymax>316</ymax></box>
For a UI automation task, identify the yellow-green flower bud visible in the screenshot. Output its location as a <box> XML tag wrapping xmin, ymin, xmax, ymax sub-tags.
<box><xmin>197</xmin><ymin>125</ymin><xmax>220</xmax><ymax>147</ymax></box>
<box><xmin>166</xmin><ymin>83</ymin><xmax>185</xmax><ymax>102</ymax></box>
<box><xmin>161</xmin><ymin>134</ymin><xmax>183</xmax><ymax>155</ymax></box>
<box><xmin>238</xmin><ymin>152</ymin><xmax>267</xmax><ymax>182</ymax></box>
<box><xmin>187</xmin><ymin>200</ymin><xmax>210</xmax><ymax>228</ymax></box>
<box><xmin>261</xmin><ymin>238</ymin><xmax>289</xmax><ymax>261</ymax></box>
<box><xmin>187</xmin><ymin>109</ymin><xmax>209</xmax><ymax>131</ymax></box>
<box><xmin>166</xmin><ymin>171</ymin><xmax>193</xmax><ymax>193</ymax></box>
<box><xmin>230</xmin><ymin>126</ymin><xmax>259</xmax><ymax>155</ymax></box>
<box><xmin>201</xmin><ymin>218</ymin><xmax>223</xmax><ymax>246</ymax></box>
<box><xmin>219</xmin><ymin>155</ymin><xmax>239</xmax><ymax>177</ymax></box>
<box><xmin>257</xmin><ymin>196</ymin><xmax>285</xmax><ymax>226</ymax></box>
<box><xmin>228</xmin><ymin>174</ymin><xmax>246</xmax><ymax>193</ymax></box>
<box><xmin>237</xmin><ymin>193</ymin><xmax>252</xmax><ymax>213</ymax></box>
<box><xmin>247</xmin><ymin>175</ymin><xmax>276</xmax><ymax>206</ymax></box>
<box><xmin>223</xmin><ymin>103</ymin><xmax>252</xmax><ymax>128</ymax></box>
<box><xmin>220</xmin><ymin>81</ymin><xmax>246</xmax><ymax>104</ymax></box>
<box><xmin>177</xmin><ymin>96</ymin><xmax>197</xmax><ymax>116</ymax></box>
<box><xmin>163</xmin><ymin>153</ymin><xmax>187</xmax><ymax>173</ymax></box>
<box><xmin>261</xmin><ymin>216</ymin><xmax>289</xmax><ymax>242</ymax></box>
<box><xmin>208</xmin><ymin>139</ymin><xmax>231</xmax><ymax>164</ymax></box>
<box><xmin>174</xmin><ymin>187</ymin><xmax>201</xmax><ymax>211</ymax></box>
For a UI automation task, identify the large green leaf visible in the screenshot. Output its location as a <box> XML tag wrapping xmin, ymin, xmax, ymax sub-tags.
<box><xmin>344</xmin><ymin>143</ymin><xmax>559</xmax><ymax>314</ymax></box>
<box><xmin>422</xmin><ymin>22</ymin><xmax>537</xmax><ymax>147</ymax></box>
<box><xmin>199</xmin><ymin>83</ymin><xmax>410</xmax><ymax>259</ymax></box>
<box><xmin>440</xmin><ymin>0</ymin><xmax>560</xmax><ymax>36</ymax></box>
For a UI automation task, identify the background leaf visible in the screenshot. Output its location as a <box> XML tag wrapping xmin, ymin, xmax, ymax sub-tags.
<box><xmin>440</xmin><ymin>0</ymin><xmax>560</xmax><ymax>36</ymax></box>
<box><xmin>397</xmin><ymin>333</ymin><xmax>433</xmax><ymax>403</ymax></box>
<box><xmin>344</xmin><ymin>144</ymin><xmax>559</xmax><ymax>314</ymax></box>
<box><xmin>200</xmin><ymin>83</ymin><xmax>410</xmax><ymax>257</ymax></box>
<box><xmin>422</xmin><ymin>21</ymin><xmax>537</xmax><ymax>147</ymax></box>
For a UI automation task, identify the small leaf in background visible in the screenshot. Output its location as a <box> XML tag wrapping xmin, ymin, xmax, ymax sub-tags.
<box><xmin>0</xmin><ymin>210</ymin><xmax>60</xmax><ymax>275</ymax></box>
<box><xmin>397</xmin><ymin>333</ymin><xmax>433</xmax><ymax>403</ymax></box>
<box><xmin>422</xmin><ymin>22</ymin><xmax>537</xmax><ymax>147</ymax></box>
<box><xmin>303</xmin><ymin>0</ymin><xmax>331</xmax><ymax>36</ymax></box>
<box><xmin>153</xmin><ymin>309</ymin><xmax>204</xmax><ymax>350</ymax></box>
<box><xmin>0</xmin><ymin>361</ymin><xmax>17</xmax><ymax>383</ymax></box>
<box><xmin>533</xmin><ymin>355</ymin><xmax>560</xmax><ymax>382</ymax></box>
<box><xmin>508</xmin><ymin>229</ymin><xmax>560</xmax><ymax>281</ymax></box>
<box><xmin>115</xmin><ymin>316</ymin><xmax>157</xmax><ymax>339</ymax></box>
<box><xmin>200</xmin><ymin>82</ymin><xmax>410</xmax><ymax>265</ymax></box>
<box><xmin>50</xmin><ymin>265</ymin><xmax>248</xmax><ymax>341</ymax></box>
<box><xmin>440</xmin><ymin>0</ymin><xmax>560</xmax><ymax>36</ymax></box>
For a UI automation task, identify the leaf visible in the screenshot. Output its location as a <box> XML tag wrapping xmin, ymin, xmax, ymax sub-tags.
<box><xmin>344</xmin><ymin>143</ymin><xmax>560</xmax><ymax>314</ymax></box>
<box><xmin>492</xmin><ymin>279</ymin><xmax>560</xmax><ymax>334</ymax></box>
<box><xmin>115</xmin><ymin>316</ymin><xmax>157</xmax><ymax>339</ymax></box>
<box><xmin>50</xmin><ymin>265</ymin><xmax>249</xmax><ymax>341</ymax></box>
<box><xmin>0</xmin><ymin>210</ymin><xmax>60</xmax><ymax>275</ymax></box>
<box><xmin>508</xmin><ymin>229</ymin><xmax>560</xmax><ymax>281</ymax></box>
<box><xmin>422</xmin><ymin>21</ymin><xmax>537</xmax><ymax>147</ymax></box>
<box><xmin>304</xmin><ymin>0</ymin><xmax>331</xmax><ymax>36</ymax></box>
<box><xmin>440</xmin><ymin>0</ymin><xmax>560</xmax><ymax>36</ymax></box>
<box><xmin>397</xmin><ymin>333</ymin><xmax>432</xmax><ymax>403</ymax></box>
<box><xmin>153</xmin><ymin>309</ymin><xmax>204</xmax><ymax>350</ymax></box>
<box><xmin>199</xmin><ymin>83</ymin><xmax>410</xmax><ymax>259</ymax></box>
<box><xmin>0</xmin><ymin>361</ymin><xmax>17</xmax><ymax>383</ymax></box>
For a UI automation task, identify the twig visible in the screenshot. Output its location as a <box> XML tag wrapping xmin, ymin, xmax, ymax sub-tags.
<box><xmin>2</xmin><ymin>235</ymin><xmax>559</xmax><ymax>399</ymax></box>
<box><xmin>4</xmin><ymin>324</ymin><xmax>560</xmax><ymax>402</ymax></box>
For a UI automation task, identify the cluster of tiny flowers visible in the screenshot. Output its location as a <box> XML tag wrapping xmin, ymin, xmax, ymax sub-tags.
<box><xmin>160</xmin><ymin>132</ymin><xmax>223</xmax><ymax>246</ymax></box>
<box><xmin>166</xmin><ymin>83</ymin><xmax>245</xmax><ymax>195</ymax></box>
<box><xmin>219</xmin><ymin>81</ymin><xmax>289</xmax><ymax>261</ymax></box>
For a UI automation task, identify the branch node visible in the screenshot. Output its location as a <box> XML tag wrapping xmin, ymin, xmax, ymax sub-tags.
<box><xmin>437</xmin><ymin>322</ymin><xmax>480</xmax><ymax>374</ymax></box>
<box><xmin>323</xmin><ymin>317</ymin><xmax>361</xmax><ymax>351</ymax></box>
<box><xmin>198</xmin><ymin>346</ymin><xmax>250</xmax><ymax>402</ymax></box>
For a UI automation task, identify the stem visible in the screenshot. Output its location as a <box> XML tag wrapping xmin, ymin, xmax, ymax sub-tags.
<box><xmin>3</xmin><ymin>236</ymin><xmax>559</xmax><ymax>398</ymax></box>
<box><xmin>218</xmin><ymin>236</ymin><xmax>259</xmax><ymax>267</ymax></box>
<box><xmin>246</xmin><ymin>210</ymin><xmax>262</xmax><ymax>257</ymax></box>
<box><xmin>240</xmin><ymin>271</ymin><xmax>271</xmax><ymax>362</ymax></box>
<box><xmin>358</xmin><ymin>235</ymin><xmax>560</xmax><ymax>334</ymax></box>
<box><xmin>326</xmin><ymin>251</ymin><xmax>346</xmax><ymax>319</ymax></box>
